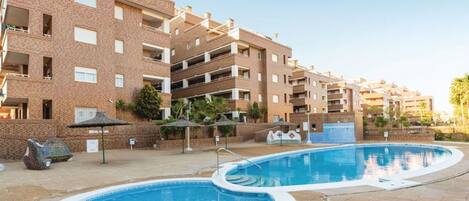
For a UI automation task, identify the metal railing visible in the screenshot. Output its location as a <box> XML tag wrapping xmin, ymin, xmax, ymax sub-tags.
<box><xmin>216</xmin><ymin>147</ymin><xmax>263</xmax><ymax>184</ymax></box>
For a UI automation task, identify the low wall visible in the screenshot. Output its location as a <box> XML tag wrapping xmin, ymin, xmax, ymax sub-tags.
<box><xmin>0</xmin><ymin>120</ymin><xmax>160</xmax><ymax>160</ymax></box>
<box><xmin>364</xmin><ymin>128</ymin><xmax>435</xmax><ymax>141</ymax></box>
<box><xmin>254</xmin><ymin>126</ymin><xmax>281</xmax><ymax>142</ymax></box>
<box><xmin>0</xmin><ymin>120</ymin><xmax>268</xmax><ymax>160</ymax></box>
<box><xmin>236</xmin><ymin>123</ymin><xmax>277</xmax><ymax>141</ymax></box>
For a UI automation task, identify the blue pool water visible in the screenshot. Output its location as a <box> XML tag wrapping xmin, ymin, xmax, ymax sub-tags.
<box><xmin>227</xmin><ymin>144</ymin><xmax>451</xmax><ymax>187</ymax></box>
<box><xmin>86</xmin><ymin>180</ymin><xmax>273</xmax><ymax>201</ymax></box>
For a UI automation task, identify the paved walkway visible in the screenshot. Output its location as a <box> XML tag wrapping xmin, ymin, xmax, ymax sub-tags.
<box><xmin>0</xmin><ymin>142</ymin><xmax>468</xmax><ymax>201</ymax></box>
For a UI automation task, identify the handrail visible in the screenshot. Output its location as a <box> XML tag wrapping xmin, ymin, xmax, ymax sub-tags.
<box><xmin>216</xmin><ymin>147</ymin><xmax>263</xmax><ymax>184</ymax></box>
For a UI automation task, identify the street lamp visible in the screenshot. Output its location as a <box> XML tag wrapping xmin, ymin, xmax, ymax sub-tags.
<box><xmin>305</xmin><ymin>112</ymin><xmax>312</xmax><ymax>144</ymax></box>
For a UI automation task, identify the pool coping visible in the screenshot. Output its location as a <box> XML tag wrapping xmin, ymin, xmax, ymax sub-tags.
<box><xmin>211</xmin><ymin>143</ymin><xmax>464</xmax><ymax>192</ymax></box>
<box><xmin>60</xmin><ymin>177</ymin><xmax>295</xmax><ymax>201</ymax></box>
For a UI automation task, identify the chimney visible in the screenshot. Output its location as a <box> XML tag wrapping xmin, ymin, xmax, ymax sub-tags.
<box><xmin>309</xmin><ymin>65</ymin><xmax>314</xmax><ymax>70</ymax></box>
<box><xmin>204</xmin><ymin>12</ymin><xmax>211</xmax><ymax>19</ymax></box>
<box><xmin>274</xmin><ymin>33</ymin><xmax>279</xmax><ymax>40</ymax></box>
<box><xmin>226</xmin><ymin>18</ymin><xmax>235</xmax><ymax>28</ymax></box>
<box><xmin>185</xmin><ymin>6</ymin><xmax>192</xmax><ymax>13</ymax></box>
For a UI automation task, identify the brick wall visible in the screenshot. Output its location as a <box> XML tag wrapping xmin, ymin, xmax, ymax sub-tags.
<box><xmin>0</xmin><ymin>120</ymin><xmax>161</xmax><ymax>159</ymax></box>
<box><xmin>364</xmin><ymin>128</ymin><xmax>434</xmax><ymax>141</ymax></box>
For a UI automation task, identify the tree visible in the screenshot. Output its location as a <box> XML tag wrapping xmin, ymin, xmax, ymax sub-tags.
<box><xmin>134</xmin><ymin>85</ymin><xmax>162</xmax><ymax>120</ymax></box>
<box><xmin>208</xmin><ymin>97</ymin><xmax>229</xmax><ymax>120</ymax></box>
<box><xmin>374</xmin><ymin>116</ymin><xmax>389</xmax><ymax>133</ymax></box>
<box><xmin>247</xmin><ymin>102</ymin><xmax>262</xmax><ymax>123</ymax></box>
<box><xmin>450</xmin><ymin>74</ymin><xmax>469</xmax><ymax>126</ymax></box>
<box><xmin>171</xmin><ymin>99</ymin><xmax>189</xmax><ymax>119</ymax></box>
<box><xmin>399</xmin><ymin>116</ymin><xmax>410</xmax><ymax>128</ymax></box>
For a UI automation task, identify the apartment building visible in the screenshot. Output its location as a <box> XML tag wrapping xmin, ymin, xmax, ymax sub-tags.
<box><xmin>170</xmin><ymin>7</ymin><xmax>293</xmax><ymax>122</ymax></box>
<box><xmin>327</xmin><ymin>80</ymin><xmax>361</xmax><ymax>113</ymax></box>
<box><xmin>0</xmin><ymin>0</ymin><xmax>174</xmax><ymax>124</ymax></box>
<box><xmin>288</xmin><ymin>60</ymin><xmax>337</xmax><ymax>114</ymax></box>
<box><xmin>402</xmin><ymin>94</ymin><xmax>433</xmax><ymax>122</ymax></box>
<box><xmin>358</xmin><ymin>79</ymin><xmax>433</xmax><ymax>122</ymax></box>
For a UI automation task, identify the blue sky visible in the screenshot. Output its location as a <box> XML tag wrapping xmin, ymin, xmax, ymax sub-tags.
<box><xmin>176</xmin><ymin>0</ymin><xmax>469</xmax><ymax>113</ymax></box>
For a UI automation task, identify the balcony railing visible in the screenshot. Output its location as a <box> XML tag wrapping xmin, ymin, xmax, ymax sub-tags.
<box><xmin>5</xmin><ymin>25</ymin><xmax>29</xmax><ymax>33</ymax></box>
<box><xmin>143</xmin><ymin>56</ymin><xmax>163</xmax><ymax>63</ymax></box>
<box><xmin>142</xmin><ymin>24</ymin><xmax>164</xmax><ymax>32</ymax></box>
<box><xmin>6</xmin><ymin>73</ymin><xmax>29</xmax><ymax>78</ymax></box>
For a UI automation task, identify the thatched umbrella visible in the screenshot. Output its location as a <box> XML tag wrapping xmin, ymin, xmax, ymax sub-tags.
<box><xmin>273</xmin><ymin>118</ymin><xmax>296</xmax><ymax>146</ymax></box>
<box><xmin>161</xmin><ymin>117</ymin><xmax>201</xmax><ymax>153</ymax></box>
<box><xmin>210</xmin><ymin>115</ymin><xmax>237</xmax><ymax>149</ymax></box>
<box><xmin>68</xmin><ymin>111</ymin><xmax>130</xmax><ymax>164</ymax></box>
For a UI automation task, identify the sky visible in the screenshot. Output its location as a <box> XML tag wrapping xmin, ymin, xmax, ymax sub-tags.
<box><xmin>176</xmin><ymin>0</ymin><xmax>469</xmax><ymax>113</ymax></box>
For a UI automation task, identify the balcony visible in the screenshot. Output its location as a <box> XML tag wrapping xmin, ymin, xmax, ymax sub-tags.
<box><xmin>293</xmin><ymin>84</ymin><xmax>307</xmax><ymax>93</ymax></box>
<box><xmin>0</xmin><ymin>73</ymin><xmax>52</xmax><ymax>105</ymax></box>
<box><xmin>172</xmin><ymin>77</ymin><xmax>250</xmax><ymax>99</ymax></box>
<box><xmin>290</xmin><ymin>97</ymin><xmax>307</xmax><ymax>106</ymax></box>
<box><xmin>3</xmin><ymin>6</ymin><xmax>29</xmax><ymax>34</ymax></box>
<box><xmin>143</xmin><ymin>43</ymin><xmax>169</xmax><ymax>64</ymax></box>
<box><xmin>328</xmin><ymin>93</ymin><xmax>343</xmax><ymax>100</ymax></box>
<box><xmin>119</xmin><ymin>0</ymin><xmax>174</xmax><ymax>17</ymax></box>
<box><xmin>328</xmin><ymin>104</ymin><xmax>343</xmax><ymax>111</ymax></box>
<box><xmin>227</xmin><ymin>99</ymin><xmax>250</xmax><ymax>111</ymax></box>
<box><xmin>171</xmin><ymin>54</ymin><xmax>251</xmax><ymax>81</ymax></box>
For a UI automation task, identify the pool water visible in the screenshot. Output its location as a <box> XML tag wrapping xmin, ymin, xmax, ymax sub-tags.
<box><xmin>86</xmin><ymin>180</ymin><xmax>273</xmax><ymax>201</ymax></box>
<box><xmin>227</xmin><ymin>144</ymin><xmax>451</xmax><ymax>187</ymax></box>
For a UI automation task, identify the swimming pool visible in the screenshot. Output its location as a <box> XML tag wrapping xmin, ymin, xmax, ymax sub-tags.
<box><xmin>61</xmin><ymin>178</ymin><xmax>279</xmax><ymax>201</ymax></box>
<box><xmin>214</xmin><ymin>144</ymin><xmax>463</xmax><ymax>191</ymax></box>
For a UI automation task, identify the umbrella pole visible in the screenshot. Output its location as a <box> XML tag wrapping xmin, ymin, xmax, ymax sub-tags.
<box><xmin>182</xmin><ymin>128</ymin><xmax>185</xmax><ymax>154</ymax></box>
<box><xmin>101</xmin><ymin>126</ymin><xmax>106</xmax><ymax>164</ymax></box>
<box><xmin>225</xmin><ymin>132</ymin><xmax>228</xmax><ymax>149</ymax></box>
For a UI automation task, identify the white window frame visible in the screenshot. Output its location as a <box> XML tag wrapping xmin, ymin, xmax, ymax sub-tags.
<box><xmin>313</xmin><ymin>93</ymin><xmax>317</xmax><ymax>100</ymax></box>
<box><xmin>258</xmin><ymin>94</ymin><xmax>263</xmax><ymax>102</ymax></box>
<box><xmin>273</xmin><ymin>95</ymin><xmax>279</xmax><ymax>103</ymax></box>
<box><xmin>313</xmin><ymin>80</ymin><xmax>317</xmax><ymax>87</ymax></box>
<box><xmin>257</xmin><ymin>73</ymin><xmax>262</xmax><ymax>81</ymax></box>
<box><xmin>74</xmin><ymin>67</ymin><xmax>97</xmax><ymax>83</ymax></box>
<box><xmin>74</xmin><ymin>107</ymin><xmax>97</xmax><ymax>123</ymax></box>
<box><xmin>115</xmin><ymin>74</ymin><xmax>124</xmax><ymax>88</ymax></box>
<box><xmin>115</xmin><ymin>40</ymin><xmax>124</xmax><ymax>54</ymax></box>
<box><xmin>74</xmin><ymin>0</ymin><xmax>96</xmax><ymax>8</ymax></box>
<box><xmin>175</xmin><ymin>28</ymin><xmax>179</xmax><ymax>35</ymax></box>
<box><xmin>195</xmin><ymin>37</ymin><xmax>200</xmax><ymax>46</ymax></box>
<box><xmin>272</xmin><ymin>54</ymin><xmax>278</xmax><ymax>63</ymax></box>
<box><xmin>171</xmin><ymin>49</ymin><xmax>175</xmax><ymax>56</ymax></box>
<box><xmin>114</xmin><ymin>6</ymin><xmax>124</xmax><ymax>20</ymax></box>
<box><xmin>74</xmin><ymin>27</ymin><xmax>97</xmax><ymax>45</ymax></box>
<box><xmin>272</xmin><ymin>74</ymin><xmax>278</xmax><ymax>83</ymax></box>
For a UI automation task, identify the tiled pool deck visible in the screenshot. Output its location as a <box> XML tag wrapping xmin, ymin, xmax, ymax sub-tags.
<box><xmin>0</xmin><ymin>142</ymin><xmax>468</xmax><ymax>201</ymax></box>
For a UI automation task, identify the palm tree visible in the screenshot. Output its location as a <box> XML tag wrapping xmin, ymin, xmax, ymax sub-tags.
<box><xmin>450</xmin><ymin>74</ymin><xmax>469</xmax><ymax>126</ymax></box>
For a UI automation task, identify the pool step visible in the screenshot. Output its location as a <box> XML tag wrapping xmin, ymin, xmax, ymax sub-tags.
<box><xmin>226</xmin><ymin>175</ymin><xmax>281</xmax><ymax>187</ymax></box>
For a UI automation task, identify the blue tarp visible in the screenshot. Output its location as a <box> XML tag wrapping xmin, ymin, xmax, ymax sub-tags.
<box><xmin>308</xmin><ymin>122</ymin><xmax>356</xmax><ymax>144</ymax></box>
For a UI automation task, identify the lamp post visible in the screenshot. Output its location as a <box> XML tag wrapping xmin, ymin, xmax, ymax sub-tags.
<box><xmin>305</xmin><ymin>112</ymin><xmax>312</xmax><ymax>144</ymax></box>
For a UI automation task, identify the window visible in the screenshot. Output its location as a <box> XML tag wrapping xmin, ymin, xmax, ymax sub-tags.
<box><xmin>74</xmin><ymin>27</ymin><xmax>96</xmax><ymax>45</ymax></box>
<box><xmin>257</xmin><ymin>73</ymin><xmax>262</xmax><ymax>81</ymax></box>
<box><xmin>186</xmin><ymin>42</ymin><xmax>191</xmax><ymax>50</ymax></box>
<box><xmin>258</xmin><ymin>94</ymin><xmax>263</xmax><ymax>102</ymax></box>
<box><xmin>273</xmin><ymin>95</ymin><xmax>279</xmax><ymax>103</ymax></box>
<box><xmin>75</xmin><ymin>107</ymin><xmax>97</xmax><ymax>123</ymax></box>
<box><xmin>74</xmin><ymin>67</ymin><xmax>97</xmax><ymax>83</ymax></box>
<box><xmin>283</xmin><ymin>74</ymin><xmax>287</xmax><ymax>84</ymax></box>
<box><xmin>272</xmin><ymin>54</ymin><xmax>278</xmax><ymax>63</ymax></box>
<box><xmin>175</xmin><ymin>28</ymin><xmax>179</xmax><ymax>35</ymax></box>
<box><xmin>313</xmin><ymin>107</ymin><xmax>317</xmax><ymax>113</ymax></box>
<box><xmin>272</xmin><ymin>74</ymin><xmax>278</xmax><ymax>83</ymax></box>
<box><xmin>43</xmin><ymin>14</ymin><xmax>52</xmax><ymax>36</ymax></box>
<box><xmin>74</xmin><ymin>0</ymin><xmax>96</xmax><ymax>8</ymax></box>
<box><xmin>313</xmin><ymin>81</ymin><xmax>317</xmax><ymax>87</ymax></box>
<box><xmin>284</xmin><ymin>93</ymin><xmax>287</xmax><ymax>103</ymax></box>
<box><xmin>114</xmin><ymin>40</ymin><xmax>124</xmax><ymax>54</ymax></box>
<box><xmin>195</xmin><ymin>37</ymin><xmax>200</xmax><ymax>46</ymax></box>
<box><xmin>115</xmin><ymin>74</ymin><xmax>124</xmax><ymax>88</ymax></box>
<box><xmin>171</xmin><ymin>49</ymin><xmax>175</xmax><ymax>56</ymax></box>
<box><xmin>313</xmin><ymin>93</ymin><xmax>317</xmax><ymax>100</ymax></box>
<box><xmin>114</xmin><ymin>6</ymin><xmax>123</xmax><ymax>20</ymax></box>
<box><xmin>322</xmin><ymin>96</ymin><xmax>325</xmax><ymax>100</ymax></box>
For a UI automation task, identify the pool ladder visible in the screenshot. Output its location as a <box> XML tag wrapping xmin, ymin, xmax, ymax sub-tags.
<box><xmin>216</xmin><ymin>147</ymin><xmax>263</xmax><ymax>185</ymax></box>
